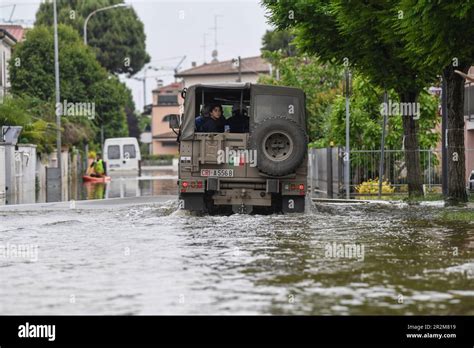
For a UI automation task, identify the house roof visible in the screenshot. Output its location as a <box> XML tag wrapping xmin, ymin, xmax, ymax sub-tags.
<box><xmin>0</xmin><ymin>25</ymin><xmax>25</xmax><ymax>42</ymax></box>
<box><xmin>175</xmin><ymin>56</ymin><xmax>270</xmax><ymax>77</ymax></box>
<box><xmin>0</xmin><ymin>28</ymin><xmax>17</xmax><ymax>45</ymax></box>
<box><xmin>152</xmin><ymin>81</ymin><xmax>183</xmax><ymax>94</ymax></box>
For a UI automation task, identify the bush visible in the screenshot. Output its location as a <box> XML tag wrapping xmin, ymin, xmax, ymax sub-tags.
<box><xmin>356</xmin><ymin>178</ymin><xmax>395</xmax><ymax>195</ymax></box>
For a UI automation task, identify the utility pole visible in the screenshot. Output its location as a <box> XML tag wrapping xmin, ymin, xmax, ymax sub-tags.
<box><xmin>344</xmin><ymin>69</ymin><xmax>351</xmax><ymax>199</ymax></box>
<box><xmin>378</xmin><ymin>90</ymin><xmax>388</xmax><ymax>199</ymax></box>
<box><xmin>53</xmin><ymin>0</ymin><xmax>62</xmax><ymax>197</ymax></box>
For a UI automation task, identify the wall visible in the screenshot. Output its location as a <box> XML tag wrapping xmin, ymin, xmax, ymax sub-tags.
<box><xmin>36</xmin><ymin>153</ymin><xmax>48</xmax><ymax>203</ymax></box>
<box><xmin>465</xmin><ymin>123</ymin><xmax>474</xmax><ymax>181</ymax></box>
<box><xmin>0</xmin><ymin>144</ymin><xmax>82</xmax><ymax>205</ymax></box>
<box><xmin>151</xmin><ymin>89</ymin><xmax>182</xmax><ymax>156</ymax></box>
<box><xmin>0</xmin><ymin>144</ymin><xmax>5</xmax><ymax>204</ymax></box>
<box><xmin>16</xmin><ymin>144</ymin><xmax>37</xmax><ymax>204</ymax></box>
<box><xmin>152</xmin><ymin>140</ymin><xmax>178</xmax><ymax>156</ymax></box>
<box><xmin>0</xmin><ymin>39</ymin><xmax>13</xmax><ymax>98</ymax></box>
<box><xmin>152</xmin><ymin>105</ymin><xmax>180</xmax><ymax>137</ymax></box>
<box><xmin>1</xmin><ymin>144</ymin><xmax>37</xmax><ymax>204</ymax></box>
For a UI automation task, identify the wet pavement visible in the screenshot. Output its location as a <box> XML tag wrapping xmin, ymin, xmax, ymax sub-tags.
<box><xmin>0</xmin><ymin>196</ymin><xmax>472</xmax><ymax>315</ymax></box>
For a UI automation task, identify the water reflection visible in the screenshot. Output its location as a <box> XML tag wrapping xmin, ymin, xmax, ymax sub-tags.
<box><xmin>3</xmin><ymin>169</ymin><xmax>177</xmax><ymax>205</ymax></box>
<box><xmin>80</xmin><ymin>170</ymin><xmax>177</xmax><ymax>201</ymax></box>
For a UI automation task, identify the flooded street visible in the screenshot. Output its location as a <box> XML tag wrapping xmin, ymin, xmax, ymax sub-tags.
<box><xmin>0</xmin><ymin>197</ymin><xmax>472</xmax><ymax>315</ymax></box>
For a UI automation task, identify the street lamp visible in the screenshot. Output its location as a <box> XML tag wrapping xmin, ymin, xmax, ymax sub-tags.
<box><xmin>83</xmin><ymin>3</ymin><xmax>130</xmax><ymax>154</ymax></box>
<box><xmin>83</xmin><ymin>3</ymin><xmax>129</xmax><ymax>45</ymax></box>
<box><xmin>53</xmin><ymin>0</ymin><xmax>62</xmax><ymax>198</ymax></box>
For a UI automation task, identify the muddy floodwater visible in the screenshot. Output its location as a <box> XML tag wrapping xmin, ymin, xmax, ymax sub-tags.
<box><xmin>0</xmin><ymin>200</ymin><xmax>473</xmax><ymax>315</ymax></box>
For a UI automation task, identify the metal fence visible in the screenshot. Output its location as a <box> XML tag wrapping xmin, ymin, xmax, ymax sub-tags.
<box><xmin>349</xmin><ymin>149</ymin><xmax>442</xmax><ymax>192</ymax></box>
<box><xmin>308</xmin><ymin>147</ymin><xmax>474</xmax><ymax>198</ymax></box>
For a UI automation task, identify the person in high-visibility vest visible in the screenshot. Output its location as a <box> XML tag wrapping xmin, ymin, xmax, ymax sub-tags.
<box><xmin>90</xmin><ymin>154</ymin><xmax>106</xmax><ymax>177</ymax></box>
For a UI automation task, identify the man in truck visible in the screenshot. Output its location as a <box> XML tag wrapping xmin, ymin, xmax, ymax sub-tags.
<box><xmin>200</xmin><ymin>104</ymin><xmax>225</xmax><ymax>133</ymax></box>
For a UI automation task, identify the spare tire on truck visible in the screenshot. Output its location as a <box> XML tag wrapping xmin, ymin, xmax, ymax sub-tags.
<box><xmin>250</xmin><ymin>116</ymin><xmax>307</xmax><ymax>176</ymax></box>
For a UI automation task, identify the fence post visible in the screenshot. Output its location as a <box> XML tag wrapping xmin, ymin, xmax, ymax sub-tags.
<box><xmin>378</xmin><ymin>90</ymin><xmax>388</xmax><ymax>198</ymax></box>
<box><xmin>428</xmin><ymin>149</ymin><xmax>432</xmax><ymax>192</ymax></box>
<box><xmin>344</xmin><ymin>69</ymin><xmax>351</xmax><ymax>199</ymax></box>
<box><xmin>327</xmin><ymin>146</ymin><xmax>333</xmax><ymax>198</ymax></box>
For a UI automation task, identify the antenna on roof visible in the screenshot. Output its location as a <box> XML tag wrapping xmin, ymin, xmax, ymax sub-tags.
<box><xmin>209</xmin><ymin>14</ymin><xmax>223</xmax><ymax>62</ymax></box>
<box><xmin>8</xmin><ymin>4</ymin><xmax>16</xmax><ymax>22</ymax></box>
<box><xmin>201</xmin><ymin>33</ymin><xmax>209</xmax><ymax>64</ymax></box>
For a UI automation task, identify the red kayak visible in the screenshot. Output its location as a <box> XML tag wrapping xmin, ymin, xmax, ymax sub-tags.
<box><xmin>82</xmin><ymin>175</ymin><xmax>111</xmax><ymax>183</ymax></box>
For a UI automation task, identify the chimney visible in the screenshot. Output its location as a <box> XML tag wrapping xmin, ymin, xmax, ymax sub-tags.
<box><xmin>191</xmin><ymin>61</ymin><xmax>197</xmax><ymax>67</ymax></box>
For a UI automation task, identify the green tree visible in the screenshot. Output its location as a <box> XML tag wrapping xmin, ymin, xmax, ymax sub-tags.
<box><xmin>91</xmin><ymin>76</ymin><xmax>129</xmax><ymax>143</ymax></box>
<box><xmin>10</xmin><ymin>25</ymin><xmax>106</xmax><ymax>103</ymax></box>
<box><xmin>0</xmin><ymin>95</ymin><xmax>57</xmax><ymax>153</ymax></box>
<box><xmin>261</xmin><ymin>29</ymin><xmax>296</xmax><ymax>57</ymax></box>
<box><xmin>263</xmin><ymin>0</ymin><xmax>435</xmax><ymax>197</ymax></box>
<box><xmin>321</xmin><ymin>75</ymin><xmax>439</xmax><ymax>184</ymax></box>
<box><xmin>259</xmin><ymin>51</ymin><xmax>342</xmax><ymax>143</ymax></box>
<box><xmin>398</xmin><ymin>0</ymin><xmax>474</xmax><ymax>204</ymax></box>
<box><xmin>35</xmin><ymin>0</ymin><xmax>150</xmax><ymax>76</ymax></box>
<box><xmin>9</xmin><ymin>25</ymin><xmax>129</xmax><ymax>146</ymax></box>
<box><xmin>322</xmin><ymin>75</ymin><xmax>439</xmax><ymax>151</ymax></box>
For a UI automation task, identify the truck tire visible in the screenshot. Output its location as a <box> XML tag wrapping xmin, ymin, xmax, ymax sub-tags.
<box><xmin>250</xmin><ymin>117</ymin><xmax>307</xmax><ymax>176</ymax></box>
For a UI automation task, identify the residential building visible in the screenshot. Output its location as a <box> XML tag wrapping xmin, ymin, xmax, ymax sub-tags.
<box><xmin>151</xmin><ymin>82</ymin><xmax>183</xmax><ymax>155</ymax></box>
<box><xmin>175</xmin><ymin>56</ymin><xmax>271</xmax><ymax>87</ymax></box>
<box><xmin>463</xmin><ymin>66</ymin><xmax>474</xmax><ymax>181</ymax></box>
<box><xmin>0</xmin><ymin>24</ymin><xmax>26</xmax><ymax>42</ymax></box>
<box><xmin>0</xmin><ymin>28</ymin><xmax>17</xmax><ymax>100</ymax></box>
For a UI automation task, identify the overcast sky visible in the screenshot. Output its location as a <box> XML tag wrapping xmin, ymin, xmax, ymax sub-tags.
<box><xmin>1</xmin><ymin>0</ymin><xmax>272</xmax><ymax>110</ymax></box>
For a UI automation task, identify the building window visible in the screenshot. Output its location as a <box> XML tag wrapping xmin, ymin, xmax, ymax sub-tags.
<box><xmin>162</xmin><ymin>114</ymin><xmax>175</xmax><ymax>122</ymax></box>
<box><xmin>162</xmin><ymin>141</ymin><xmax>176</xmax><ymax>147</ymax></box>
<box><xmin>158</xmin><ymin>95</ymin><xmax>178</xmax><ymax>105</ymax></box>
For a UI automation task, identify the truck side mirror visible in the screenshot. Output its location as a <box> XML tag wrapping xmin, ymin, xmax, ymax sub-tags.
<box><xmin>168</xmin><ymin>114</ymin><xmax>180</xmax><ymax>129</ymax></box>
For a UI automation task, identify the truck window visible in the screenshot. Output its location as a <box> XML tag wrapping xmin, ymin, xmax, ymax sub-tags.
<box><xmin>254</xmin><ymin>95</ymin><xmax>299</xmax><ymax>123</ymax></box>
<box><xmin>123</xmin><ymin>144</ymin><xmax>137</xmax><ymax>159</ymax></box>
<box><xmin>107</xmin><ymin>145</ymin><xmax>120</xmax><ymax>160</ymax></box>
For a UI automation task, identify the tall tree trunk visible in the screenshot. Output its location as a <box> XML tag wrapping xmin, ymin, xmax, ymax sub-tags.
<box><xmin>443</xmin><ymin>64</ymin><xmax>469</xmax><ymax>205</ymax></box>
<box><xmin>399</xmin><ymin>91</ymin><xmax>424</xmax><ymax>197</ymax></box>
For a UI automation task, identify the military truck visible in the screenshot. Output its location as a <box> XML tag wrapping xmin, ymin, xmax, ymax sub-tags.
<box><xmin>169</xmin><ymin>83</ymin><xmax>308</xmax><ymax>214</ymax></box>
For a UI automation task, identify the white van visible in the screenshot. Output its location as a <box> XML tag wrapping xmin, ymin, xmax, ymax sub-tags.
<box><xmin>104</xmin><ymin>137</ymin><xmax>141</xmax><ymax>174</ymax></box>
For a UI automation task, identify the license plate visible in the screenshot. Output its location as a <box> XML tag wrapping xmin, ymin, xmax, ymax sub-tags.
<box><xmin>200</xmin><ymin>169</ymin><xmax>234</xmax><ymax>177</ymax></box>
